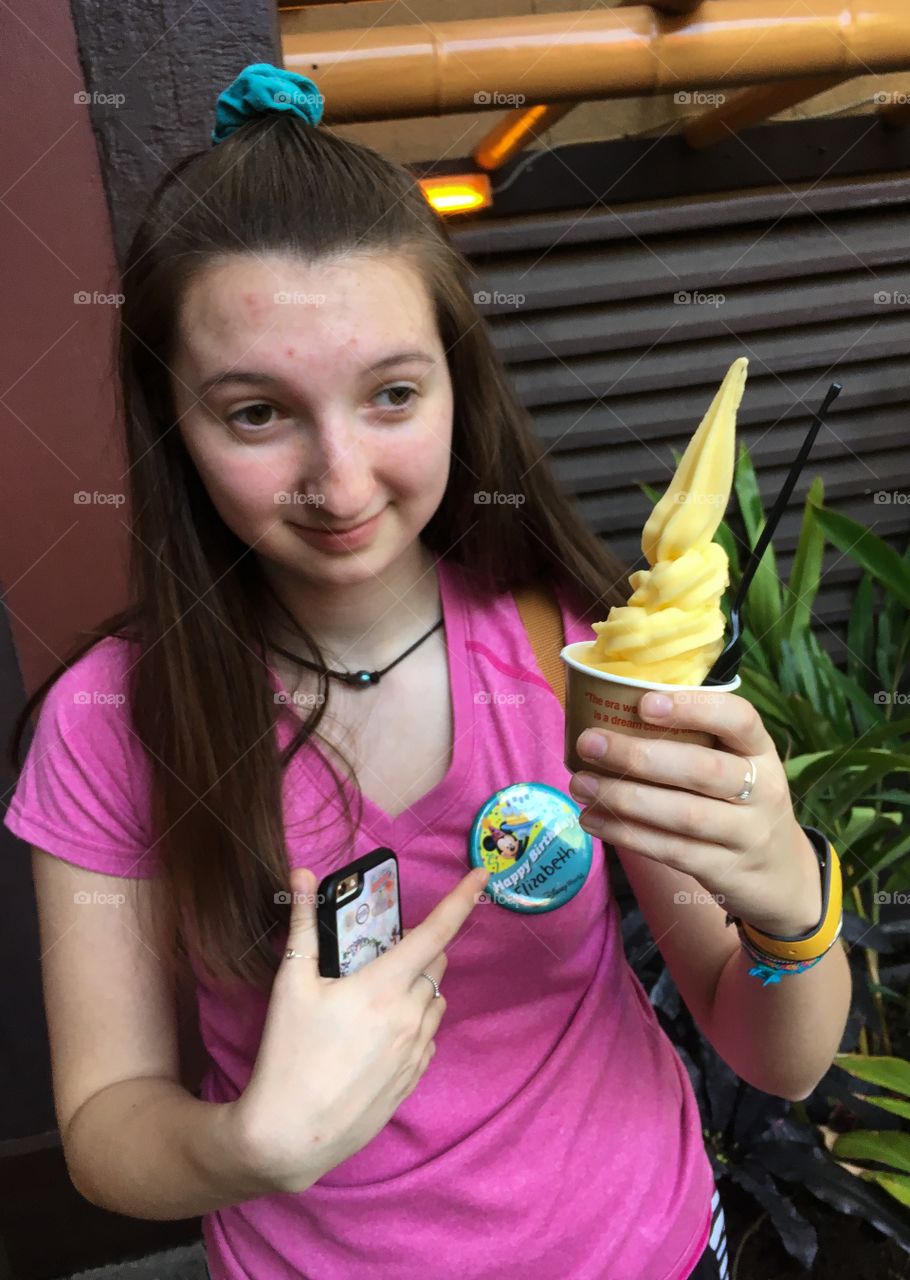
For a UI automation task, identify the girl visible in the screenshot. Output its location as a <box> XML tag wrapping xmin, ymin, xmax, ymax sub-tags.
<box><xmin>6</xmin><ymin>64</ymin><xmax>849</xmax><ymax>1280</ymax></box>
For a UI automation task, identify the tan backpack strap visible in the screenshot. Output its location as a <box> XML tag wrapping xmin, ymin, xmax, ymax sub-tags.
<box><xmin>513</xmin><ymin>581</ymin><xmax>616</xmax><ymax>882</ymax></box>
<box><xmin>512</xmin><ymin>581</ymin><xmax>566</xmax><ymax>708</ymax></box>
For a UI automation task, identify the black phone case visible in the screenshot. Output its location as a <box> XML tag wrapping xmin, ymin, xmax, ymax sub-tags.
<box><xmin>316</xmin><ymin>847</ymin><xmax>401</xmax><ymax>978</ymax></box>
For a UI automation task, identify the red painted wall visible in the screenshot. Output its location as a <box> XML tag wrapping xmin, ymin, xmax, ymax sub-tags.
<box><xmin>0</xmin><ymin>0</ymin><xmax>129</xmax><ymax>693</ymax></box>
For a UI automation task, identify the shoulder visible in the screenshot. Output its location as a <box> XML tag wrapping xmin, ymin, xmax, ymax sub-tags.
<box><xmin>440</xmin><ymin>555</ymin><xmax>597</xmax><ymax>642</ymax></box>
<box><xmin>26</xmin><ymin>634</ymin><xmax>149</xmax><ymax>783</ymax></box>
<box><xmin>34</xmin><ymin>634</ymin><xmax>141</xmax><ymax>748</ymax></box>
<box><xmin>4</xmin><ymin>633</ymin><xmax>158</xmax><ymax>876</ymax></box>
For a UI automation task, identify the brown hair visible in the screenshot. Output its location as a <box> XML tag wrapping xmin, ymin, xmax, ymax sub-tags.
<box><xmin>8</xmin><ymin>114</ymin><xmax>629</xmax><ymax>994</ymax></box>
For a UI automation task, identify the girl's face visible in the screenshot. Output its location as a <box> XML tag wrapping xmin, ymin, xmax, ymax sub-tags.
<box><xmin>170</xmin><ymin>251</ymin><xmax>454</xmax><ymax>589</ymax></box>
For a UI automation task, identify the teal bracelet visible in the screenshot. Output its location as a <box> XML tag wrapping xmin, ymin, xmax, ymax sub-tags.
<box><xmin>734</xmin><ymin>929</ymin><xmax>828</xmax><ymax>986</ymax></box>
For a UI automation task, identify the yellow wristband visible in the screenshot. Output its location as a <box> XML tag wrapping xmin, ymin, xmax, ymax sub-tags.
<box><xmin>739</xmin><ymin>828</ymin><xmax>843</xmax><ymax>962</ymax></box>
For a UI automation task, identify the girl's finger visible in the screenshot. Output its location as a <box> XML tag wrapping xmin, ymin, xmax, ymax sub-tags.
<box><xmin>576</xmin><ymin>727</ymin><xmax>770</xmax><ymax>806</ymax></box>
<box><xmin>573</xmin><ymin>774</ymin><xmax>747</xmax><ymax>849</ymax></box>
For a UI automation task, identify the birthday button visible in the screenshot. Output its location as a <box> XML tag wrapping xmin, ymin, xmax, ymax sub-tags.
<box><xmin>469</xmin><ymin>782</ymin><xmax>594</xmax><ymax>914</ymax></box>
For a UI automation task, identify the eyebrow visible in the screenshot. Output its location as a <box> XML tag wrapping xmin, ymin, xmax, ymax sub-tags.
<box><xmin>198</xmin><ymin>351</ymin><xmax>436</xmax><ymax>398</ymax></box>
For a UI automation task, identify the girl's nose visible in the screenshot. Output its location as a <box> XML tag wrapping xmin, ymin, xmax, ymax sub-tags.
<box><xmin>303</xmin><ymin>419</ymin><xmax>374</xmax><ymax>520</ymax></box>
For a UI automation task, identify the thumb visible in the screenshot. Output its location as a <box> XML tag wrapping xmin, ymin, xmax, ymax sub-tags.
<box><xmin>284</xmin><ymin>866</ymin><xmax>321</xmax><ymax>962</ymax></box>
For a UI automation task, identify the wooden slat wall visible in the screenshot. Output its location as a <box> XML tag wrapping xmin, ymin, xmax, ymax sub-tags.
<box><xmin>451</xmin><ymin>176</ymin><xmax>910</xmax><ymax>665</ymax></box>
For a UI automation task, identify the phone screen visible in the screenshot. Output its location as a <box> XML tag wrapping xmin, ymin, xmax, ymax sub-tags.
<box><xmin>334</xmin><ymin>854</ymin><xmax>401</xmax><ymax>976</ymax></box>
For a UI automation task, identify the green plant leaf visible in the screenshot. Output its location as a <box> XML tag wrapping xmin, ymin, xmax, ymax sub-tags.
<box><xmin>842</xmin><ymin>805</ymin><xmax>880</xmax><ymax>846</ymax></box>
<box><xmin>842</xmin><ymin>823</ymin><xmax>910</xmax><ymax>893</ymax></box>
<box><xmin>846</xmin><ymin>574</ymin><xmax>875</xmax><ymax>686</ymax></box>
<box><xmin>739</xmin><ymin>626</ymin><xmax>773</xmax><ymax>679</ymax></box>
<box><xmin>712</xmin><ymin>518</ymin><xmax>741</xmax><ymax>580</ymax></box>
<box><xmin>862</xmin><ymin>1171</ymin><xmax>910</xmax><ymax>1208</ymax></box>
<box><xmin>856</xmin><ymin>716</ymin><xmax>910</xmax><ymax>747</ymax></box>
<box><xmin>786</xmin><ymin>749</ymin><xmax>910</xmax><ymax>795</ymax></box>
<box><xmin>810</xmin><ymin>655</ymin><xmax>887</xmax><ymax>739</ymax></box>
<box><xmin>802</xmin><ymin>633</ymin><xmax>853</xmax><ymax>737</ymax></box>
<box><xmin>835</xmin><ymin>1054</ymin><xmax>910</xmax><ymax>1095</ymax></box>
<box><xmin>846</xmin><ymin>829</ymin><xmax>910</xmax><ymax>893</ymax></box>
<box><xmin>738</xmin><ymin>668</ymin><xmax>794</xmax><ymax>722</ymax></box>
<box><xmin>857</xmin><ymin>1094</ymin><xmax>910</xmax><ymax>1121</ymax></box>
<box><xmin>784</xmin><ymin>476</ymin><xmax>825</xmax><ymax>641</ymax></box>
<box><xmin>733</xmin><ymin>443</ymin><xmax>782</xmax><ymax>647</ymax></box>
<box><xmin>789</xmin><ymin>631</ymin><xmax>822</xmax><ymax>708</ymax></box>
<box><xmin>814</xmin><ymin>507</ymin><xmax>910</xmax><ymax>609</ymax></box>
<box><xmin>805</xmin><ymin>758</ymin><xmax>908</xmax><ymax>826</ymax></box>
<box><xmin>877</xmin><ymin>611</ymin><xmax>894</xmax><ymax>698</ymax></box>
<box><xmin>833</xmin><ymin>1130</ymin><xmax>910</xmax><ymax>1175</ymax></box>
<box><xmin>876</xmin><ymin>789</ymin><xmax>910</xmax><ymax>806</ymax></box>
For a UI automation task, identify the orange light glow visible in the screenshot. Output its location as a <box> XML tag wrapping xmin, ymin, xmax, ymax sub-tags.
<box><xmin>417</xmin><ymin>173</ymin><xmax>492</xmax><ymax>215</ymax></box>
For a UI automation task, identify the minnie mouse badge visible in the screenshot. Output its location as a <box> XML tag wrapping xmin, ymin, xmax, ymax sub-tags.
<box><xmin>468</xmin><ymin>782</ymin><xmax>593</xmax><ymax>914</ymax></box>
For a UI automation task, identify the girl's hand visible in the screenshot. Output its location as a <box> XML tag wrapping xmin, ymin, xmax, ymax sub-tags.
<box><xmin>231</xmin><ymin>863</ymin><xmax>488</xmax><ymax>1194</ymax></box>
<box><xmin>568</xmin><ymin>689</ymin><xmax>823</xmax><ymax>937</ymax></box>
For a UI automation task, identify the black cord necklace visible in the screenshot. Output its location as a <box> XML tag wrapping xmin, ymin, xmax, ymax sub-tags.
<box><xmin>269</xmin><ymin>615</ymin><xmax>444</xmax><ymax>689</ymax></box>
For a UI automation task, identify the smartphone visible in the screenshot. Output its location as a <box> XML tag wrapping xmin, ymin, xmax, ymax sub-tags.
<box><xmin>316</xmin><ymin>847</ymin><xmax>401</xmax><ymax>978</ymax></box>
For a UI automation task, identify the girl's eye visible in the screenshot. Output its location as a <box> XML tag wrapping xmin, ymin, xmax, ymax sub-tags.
<box><xmin>227</xmin><ymin>384</ymin><xmax>418</xmax><ymax>431</ymax></box>
<box><xmin>228</xmin><ymin>403</ymin><xmax>277</xmax><ymax>431</ymax></box>
<box><xmin>373</xmin><ymin>384</ymin><xmax>418</xmax><ymax>413</ymax></box>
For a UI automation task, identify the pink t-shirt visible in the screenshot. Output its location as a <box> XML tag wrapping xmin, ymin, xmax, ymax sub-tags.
<box><xmin>5</xmin><ymin>552</ymin><xmax>714</xmax><ymax>1279</ymax></box>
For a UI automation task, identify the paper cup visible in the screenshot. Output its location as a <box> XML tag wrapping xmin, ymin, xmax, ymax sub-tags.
<box><xmin>560</xmin><ymin>641</ymin><xmax>741</xmax><ymax>774</ymax></box>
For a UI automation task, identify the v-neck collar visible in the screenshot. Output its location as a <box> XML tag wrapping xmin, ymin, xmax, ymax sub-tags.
<box><xmin>266</xmin><ymin>553</ymin><xmax>475</xmax><ymax>848</ymax></box>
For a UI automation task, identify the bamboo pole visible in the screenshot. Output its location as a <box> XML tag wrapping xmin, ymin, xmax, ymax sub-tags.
<box><xmin>283</xmin><ymin>2</ymin><xmax>910</xmax><ymax>124</ymax></box>
<box><xmin>684</xmin><ymin>74</ymin><xmax>853</xmax><ymax>148</ymax></box>
<box><xmin>474</xmin><ymin>103</ymin><xmax>576</xmax><ymax>170</ymax></box>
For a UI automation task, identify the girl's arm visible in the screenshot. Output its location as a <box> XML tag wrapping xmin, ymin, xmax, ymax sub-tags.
<box><xmin>31</xmin><ymin>848</ymin><xmax>330</xmax><ymax>1217</ymax></box>
<box><xmin>574</xmin><ymin>691</ymin><xmax>853</xmax><ymax>1101</ymax></box>
<box><xmin>706</xmin><ymin>925</ymin><xmax>851</xmax><ymax>1102</ymax></box>
<box><xmin>613</xmin><ymin>838</ymin><xmax>851</xmax><ymax>1101</ymax></box>
<box><xmin>63</xmin><ymin>1075</ymin><xmax>279</xmax><ymax>1218</ymax></box>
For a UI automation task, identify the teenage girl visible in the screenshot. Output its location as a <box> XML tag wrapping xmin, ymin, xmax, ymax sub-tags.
<box><xmin>6</xmin><ymin>64</ymin><xmax>850</xmax><ymax>1280</ymax></box>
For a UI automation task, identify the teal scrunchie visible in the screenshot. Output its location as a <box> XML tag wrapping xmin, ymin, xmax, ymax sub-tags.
<box><xmin>212</xmin><ymin>62</ymin><xmax>324</xmax><ymax>144</ymax></box>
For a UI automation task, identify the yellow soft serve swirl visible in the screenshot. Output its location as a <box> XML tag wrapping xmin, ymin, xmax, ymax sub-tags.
<box><xmin>584</xmin><ymin>357</ymin><xmax>748</xmax><ymax>685</ymax></box>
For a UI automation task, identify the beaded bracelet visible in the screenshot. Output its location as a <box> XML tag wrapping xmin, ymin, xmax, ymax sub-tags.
<box><xmin>735</xmin><ymin>933</ymin><xmax>828</xmax><ymax>986</ymax></box>
<box><xmin>725</xmin><ymin>826</ymin><xmax>843</xmax><ymax>986</ymax></box>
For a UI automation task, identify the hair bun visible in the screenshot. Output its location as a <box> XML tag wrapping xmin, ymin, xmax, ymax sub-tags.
<box><xmin>212</xmin><ymin>62</ymin><xmax>324</xmax><ymax>144</ymax></box>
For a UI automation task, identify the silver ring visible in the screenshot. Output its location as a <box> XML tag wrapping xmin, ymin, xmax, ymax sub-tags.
<box><xmin>285</xmin><ymin>949</ymin><xmax>318</xmax><ymax>960</ymax></box>
<box><xmin>420</xmin><ymin>971</ymin><xmax>441</xmax><ymax>999</ymax></box>
<box><xmin>725</xmin><ymin>756</ymin><xmax>757</xmax><ymax>804</ymax></box>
